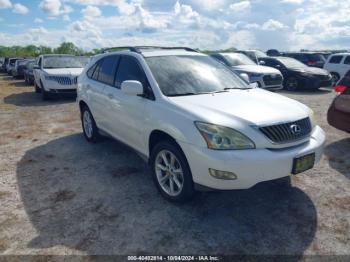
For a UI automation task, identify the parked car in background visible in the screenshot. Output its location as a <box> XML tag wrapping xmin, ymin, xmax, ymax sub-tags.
<box><xmin>210</xmin><ymin>52</ymin><xmax>283</xmax><ymax>91</ymax></box>
<box><xmin>258</xmin><ymin>57</ymin><xmax>332</xmax><ymax>91</ymax></box>
<box><xmin>327</xmin><ymin>70</ymin><xmax>350</xmax><ymax>133</ymax></box>
<box><xmin>6</xmin><ymin>58</ymin><xmax>21</xmax><ymax>75</ymax></box>
<box><xmin>324</xmin><ymin>53</ymin><xmax>350</xmax><ymax>85</ymax></box>
<box><xmin>77</xmin><ymin>46</ymin><xmax>325</xmax><ymax>202</ymax></box>
<box><xmin>24</xmin><ymin>60</ymin><xmax>36</xmax><ymax>85</ymax></box>
<box><xmin>33</xmin><ymin>55</ymin><xmax>90</xmax><ymax>100</ymax></box>
<box><xmin>282</xmin><ymin>52</ymin><xmax>326</xmax><ymax>68</ymax></box>
<box><xmin>12</xmin><ymin>59</ymin><xmax>33</xmax><ymax>79</ymax></box>
<box><xmin>235</xmin><ymin>49</ymin><xmax>268</xmax><ymax>64</ymax></box>
<box><xmin>1</xmin><ymin>58</ymin><xmax>9</xmax><ymax>72</ymax></box>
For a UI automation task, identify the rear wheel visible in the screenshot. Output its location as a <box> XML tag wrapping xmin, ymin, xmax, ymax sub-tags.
<box><xmin>284</xmin><ymin>77</ymin><xmax>299</xmax><ymax>91</ymax></box>
<box><xmin>150</xmin><ymin>141</ymin><xmax>194</xmax><ymax>202</ymax></box>
<box><xmin>34</xmin><ymin>81</ymin><xmax>41</xmax><ymax>93</ymax></box>
<box><xmin>81</xmin><ymin>106</ymin><xmax>101</xmax><ymax>143</ymax></box>
<box><xmin>330</xmin><ymin>72</ymin><xmax>340</xmax><ymax>86</ymax></box>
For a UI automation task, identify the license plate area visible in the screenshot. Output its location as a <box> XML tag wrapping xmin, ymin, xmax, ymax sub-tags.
<box><xmin>292</xmin><ymin>153</ymin><xmax>315</xmax><ymax>175</ymax></box>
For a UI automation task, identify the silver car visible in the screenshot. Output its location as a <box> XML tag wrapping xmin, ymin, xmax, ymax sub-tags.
<box><xmin>210</xmin><ymin>52</ymin><xmax>283</xmax><ymax>91</ymax></box>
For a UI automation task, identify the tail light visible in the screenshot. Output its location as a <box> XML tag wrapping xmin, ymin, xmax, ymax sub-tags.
<box><xmin>307</xmin><ymin>60</ymin><xmax>317</xmax><ymax>66</ymax></box>
<box><xmin>335</xmin><ymin>85</ymin><xmax>347</xmax><ymax>93</ymax></box>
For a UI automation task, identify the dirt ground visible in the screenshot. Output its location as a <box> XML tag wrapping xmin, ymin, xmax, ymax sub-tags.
<box><xmin>0</xmin><ymin>73</ymin><xmax>349</xmax><ymax>256</ymax></box>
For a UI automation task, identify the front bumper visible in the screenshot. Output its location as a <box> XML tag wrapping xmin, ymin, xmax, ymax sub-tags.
<box><xmin>179</xmin><ymin>126</ymin><xmax>325</xmax><ymax>190</ymax></box>
<box><xmin>250</xmin><ymin>75</ymin><xmax>283</xmax><ymax>91</ymax></box>
<box><xmin>299</xmin><ymin>75</ymin><xmax>333</xmax><ymax>89</ymax></box>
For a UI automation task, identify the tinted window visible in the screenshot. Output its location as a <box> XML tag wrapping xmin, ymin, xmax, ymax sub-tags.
<box><xmin>87</xmin><ymin>63</ymin><xmax>97</xmax><ymax>78</ymax></box>
<box><xmin>343</xmin><ymin>56</ymin><xmax>350</xmax><ymax>65</ymax></box>
<box><xmin>146</xmin><ymin>55</ymin><xmax>249</xmax><ymax>97</ymax></box>
<box><xmin>329</xmin><ymin>56</ymin><xmax>343</xmax><ymax>64</ymax></box>
<box><xmin>92</xmin><ymin>60</ymin><xmax>102</xmax><ymax>80</ymax></box>
<box><xmin>38</xmin><ymin>58</ymin><xmax>42</xmax><ymax>67</ymax></box>
<box><xmin>260</xmin><ymin>58</ymin><xmax>281</xmax><ymax>68</ymax></box>
<box><xmin>97</xmin><ymin>56</ymin><xmax>119</xmax><ymax>86</ymax></box>
<box><xmin>115</xmin><ymin>56</ymin><xmax>148</xmax><ymax>89</ymax></box>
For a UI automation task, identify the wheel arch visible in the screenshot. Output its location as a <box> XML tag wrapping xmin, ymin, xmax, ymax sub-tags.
<box><xmin>148</xmin><ymin>130</ymin><xmax>185</xmax><ymax>161</ymax></box>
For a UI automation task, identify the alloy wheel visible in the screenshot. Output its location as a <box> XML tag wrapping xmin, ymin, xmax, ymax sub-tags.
<box><xmin>155</xmin><ymin>150</ymin><xmax>184</xmax><ymax>197</ymax></box>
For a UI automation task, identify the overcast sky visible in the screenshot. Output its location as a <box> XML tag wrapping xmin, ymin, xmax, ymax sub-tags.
<box><xmin>0</xmin><ymin>0</ymin><xmax>349</xmax><ymax>51</ymax></box>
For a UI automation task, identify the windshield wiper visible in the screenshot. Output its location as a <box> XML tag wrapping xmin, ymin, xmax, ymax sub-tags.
<box><xmin>224</xmin><ymin>87</ymin><xmax>252</xmax><ymax>90</ymax></box>
<box><xmin>167</xmin><ymin>92</ymin><xmax>198</xmax><ymax>97</ymax></box>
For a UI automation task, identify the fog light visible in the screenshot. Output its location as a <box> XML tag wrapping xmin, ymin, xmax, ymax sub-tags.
<box><xmin>209</xmin><ymin>168</ymin><xmax>237</xmax><ymax>180</ymax></box>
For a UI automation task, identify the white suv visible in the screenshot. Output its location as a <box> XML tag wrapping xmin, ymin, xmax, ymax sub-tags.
<box><xmin>33</xmin><ymin>55</ymin><xmax>89</xmax><ymax>100</ymax></box>
<box><xmin>324</xmin><ymin>53</ymin><xmax>350</xmax><ymax>84</ymax></box>
<box><xmin>77</xmin><ymin>46</ymin><xmax>326</xmax><ymax>202</ymax></box>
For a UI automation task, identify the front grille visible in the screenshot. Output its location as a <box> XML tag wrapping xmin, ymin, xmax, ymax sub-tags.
<box><xmin>259</xmin><ymin>117</ymin><xmax>312</xmax><ymax>144</ymax></box>
<box><xmin>263</xmin><ymin>74</ymin><xmax>283</xmax><ymax>86</ymax></box>
<box><xmin>46</xmin><ymin>75</ymin><xmax>77</xmax><ymax>85</ymax></box>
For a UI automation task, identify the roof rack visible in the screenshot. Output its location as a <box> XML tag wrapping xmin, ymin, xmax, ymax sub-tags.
<box><xmin>102</xmin><ymin>46</ymin><xmax>198</xmax><ymax>54</ymax></box>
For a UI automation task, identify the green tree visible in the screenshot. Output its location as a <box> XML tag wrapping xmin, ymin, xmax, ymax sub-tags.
<box><xmin>54</xmin><ymin>42</ymin><xmax>84</xmax><ymax>55</ymax></box>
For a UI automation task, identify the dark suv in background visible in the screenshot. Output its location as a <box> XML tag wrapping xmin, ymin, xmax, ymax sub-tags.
<box><xmin>328</xmin><ymin>70</ymin><xmax>350</xmax><ymax>133</ymax></box>
<box><xmin>258</xmin><ymin>56</ymin><xmax>332</xmax><ymax>91</ymax></box>
<box><xmin>282</xmin><ymin>52</ymin><xmax>326</xmax><ymax>68</ymax></box>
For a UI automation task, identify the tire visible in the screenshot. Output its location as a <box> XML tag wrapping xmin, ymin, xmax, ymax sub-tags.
<box><xmin>34</xmin><ymin>82</ymin><xmax>41</xmax><ymax>93</ymax></box>
<box><xmin>81</xmin><ymin>106</ymin><xmax>101</xmax><ymax>143</ymax></box>
<box><xmin>272</xmin><ymin>176</ymin><xmax>292</xmax><ymax>187</ymax></box>
<box><xmin>330</xmin><ymin>72</ymin><xmax>340</xmax><ymax>86</ymax></box>
<box><xmin>284</xmin><ymin>77</ymin><xmax>299</xmax><ymax>91</ymax></box>
<box><xmin>150</xmin><ymin>141</ymin><xmax>194</xmax><ymax>202</ymax></box>
<box><xmin>40</xmin><ymin>81</ymin><xmax>50</xmax><ymax>100</ymax></box>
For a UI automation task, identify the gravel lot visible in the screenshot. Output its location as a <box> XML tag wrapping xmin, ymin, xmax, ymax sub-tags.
<box><xmin>0</xmin><ymin>73</ymin><xmax>349</xmax><ymax>256</ymax></box>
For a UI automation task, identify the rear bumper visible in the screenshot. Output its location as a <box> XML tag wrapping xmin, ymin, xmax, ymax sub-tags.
<box><xmin>328</xmin><ymin>104</ymin><xmax>350</xmax><ymax>133</ymax></box>
<box><xmin>179</xmin><ymin>126</ymin><xmax>325</xmax><ymax>190</ymax></box>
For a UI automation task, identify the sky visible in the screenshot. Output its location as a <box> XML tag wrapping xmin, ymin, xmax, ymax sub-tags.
<box><xmin>0</xmin><ymin>0</ymin><xmax>349</xmax><ymax>51</ymax></box>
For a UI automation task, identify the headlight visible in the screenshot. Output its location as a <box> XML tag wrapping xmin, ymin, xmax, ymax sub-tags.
<box><xmin>309</xmin><ymin>109</ymin><xmax>316</xmax><ymax>129</ymax></box>
<box><xmin>195</xmin><ymin>122</ymin><xmax>255</xmax><ymax>150</ymax></box>
<box><xmin>249</xmin><ymin>73</ymin><xmax>263</xmax><ymax>78</ymax></box>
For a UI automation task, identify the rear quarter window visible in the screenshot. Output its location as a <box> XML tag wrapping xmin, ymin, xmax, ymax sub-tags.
<box><xmin>329</xmin><ymin>56</ymin><xmax>343</xmax><ymax>64</ymax></box>
<box><xmin>343</xmin><ymin>56</ymin><xmax>350</xmax><ymax>65</ymax></box>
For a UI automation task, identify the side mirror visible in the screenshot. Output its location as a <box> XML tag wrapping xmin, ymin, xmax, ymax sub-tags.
<box><xmin>239</xmin><ymin>73</ymin><xmax>250</xmax><ymax>83</ymax></box>
<box><xmin>33</xmin><ymin>65</ymin><xmax>40</xmax><ymax>69</ymax></box>
<box><xmin>121</xmin><ymin>80</ymin><xmax>143</xmax><ymax>96</ymax></box>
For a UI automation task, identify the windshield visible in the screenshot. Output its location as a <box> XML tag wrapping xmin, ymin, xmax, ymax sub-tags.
<box><xmin>223</xmin><ymin>53</ymin><xmax>255</xmax><ymax>66</ymax></box>
<box><xmin>26</xmin><ymin>61</ymin><xmax>35</xmax><ymax>70</ymax></box>
<box><xmin>146</xmin><ymin>55</ymin><xmax>249</xmax><ymax>97</ymax></box>
<box><xmin>277</xmin><ymin>57</ymin><xmax>307</xmax><ymax>68</ymax></box>
<box><xmin>43</xmin><ymin>56</ymin><xmax>89</xmax><ymax>69</ymax></box>
<box><xmin>308</xmin><ymin>54</ymin><xmax>325</xmax><ymax>62</ymax></box>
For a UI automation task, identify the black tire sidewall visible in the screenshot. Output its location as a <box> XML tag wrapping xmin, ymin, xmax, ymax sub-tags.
<box><xmin>284</xmin><ymin>77</ymin><xmax>298</xmax><ymax>91</ymax></box>
<box><xmin>150</xmin><ymin>141</ymin><xmax>194</xmax><ymax>202</ymax></box>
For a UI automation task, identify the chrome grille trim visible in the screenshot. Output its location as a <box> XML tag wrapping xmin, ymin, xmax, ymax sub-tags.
<box><xmin>45</xmin><ymin>75</ymin><xmax>77</xmax><ymax>86</ymax></box>
<box><xmin>259</xmin><ymin>117</ymin><xmax>312</xmax><ymax>144</ymax></box>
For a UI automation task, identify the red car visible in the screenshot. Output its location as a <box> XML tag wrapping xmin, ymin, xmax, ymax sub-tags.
<box><xmin>328</xmin><ymin>70</ymin><xmax>350</xmax><ymax>133</ymax></box>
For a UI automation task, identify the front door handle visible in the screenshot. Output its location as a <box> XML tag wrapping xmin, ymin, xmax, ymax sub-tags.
<box><xmin>107</xmin><ymin>93</ymin><xmax>114</xmax><ymax>99</ymax></box>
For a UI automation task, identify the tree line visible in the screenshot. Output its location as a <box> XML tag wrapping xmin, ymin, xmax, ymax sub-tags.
<box><xmin>0</xmin><ymin>42</ymin><xmax>240</xmax><ymax>58</ymax></box>
<box><xmin>0</xmin><ymin>42</ymin><xmax>103</xmax><ymax>58</ymax></box>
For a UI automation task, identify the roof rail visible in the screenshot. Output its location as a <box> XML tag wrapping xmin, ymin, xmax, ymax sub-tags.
<box><xmin>102</xmin><ymin>46</ymin><xmax>198</xmax><ymax>54</ymax></box>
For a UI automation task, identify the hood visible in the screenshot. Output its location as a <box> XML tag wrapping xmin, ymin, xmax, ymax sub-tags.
<box><xmin>291</xmin><ymin>66</ymin><xmax>329</xmax><ymax>76</ymax></box>
<box><xmin>43</xmin><ymin>68</ymin><xmax>83</xmax><ymax>76</ymax></box>
<box><xmin>168</xmin><ymin>88</ymin><xmax>309</xmax><ymax>127</ymax></box>
<box><xmin>232</xmin><ymin>65</ymin><xmax>281</xmax><ymax>75</ymax></box>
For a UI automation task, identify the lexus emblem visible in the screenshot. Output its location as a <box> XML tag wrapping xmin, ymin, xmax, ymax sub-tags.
<box><xmin>290</xmin><ymin>124</ymin><xmax>302</xmax><ymax>134</ymax></box>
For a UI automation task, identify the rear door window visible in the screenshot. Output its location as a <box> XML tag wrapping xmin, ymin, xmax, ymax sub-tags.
<box><xmin>343</xmin><ymin>56</ymin><xmax>350</xmax><ymax>65</ymax></box>
<box><xmin>329</xmin><ymin>56</ymin><xmax>343</xmax><ymax>64</ymax></box>
<box><xmin>97</xmin><ymin>55</ymin><xmax>119</xmax><ymax>86</ymax></box>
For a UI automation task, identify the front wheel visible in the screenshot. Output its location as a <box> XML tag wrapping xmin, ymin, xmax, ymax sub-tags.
<box><xmin>150</xmin><ymin>141</ymin><xmax>194</xmax><ymax>202</ymax></box>
<box><xmin>81</xmin><ymin>106</ymin><xmax>101</xmax><ymax>143</ymax></box>
<box><xmin>284</xmin><ymin>77</ymin><xmax>299</xmax><ymax>91</ymax></box>
<box><xmin>34</xmin><ymin>82</ymin><xmax>41</xmax><ymax>93</ymax></box>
